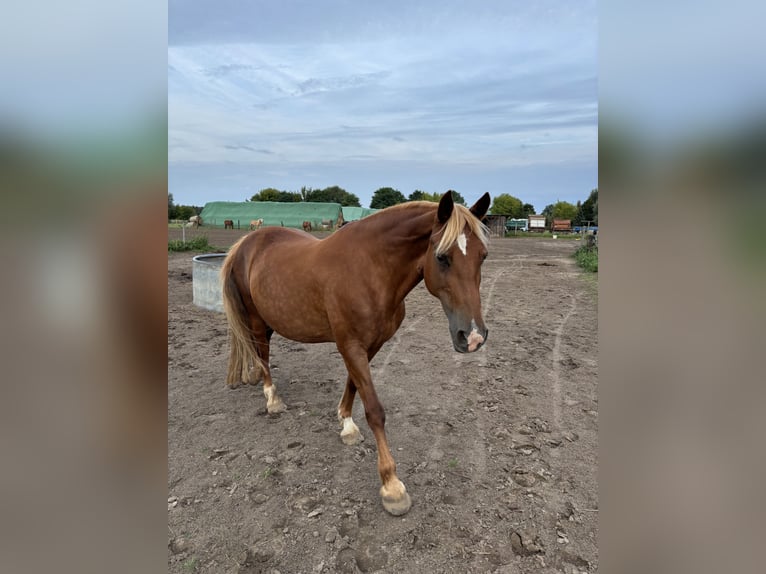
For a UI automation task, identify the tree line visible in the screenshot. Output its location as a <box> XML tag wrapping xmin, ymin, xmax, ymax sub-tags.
<box><xmin>489</xmin><ymin>188</ymin><xmax>598</xmax><ymax>227</ymax></box>
<box><xmin>247</xmin><ymin>186</ymin><xmax>468</xmax><ymax>209</ymax></box>
<box><xmin>169</xmin><ymin>186</ymin><xmax>598</xmax><ymax>227</ymax></box>
<box><xmin>168</xmin><ymin>193</ymin><xmax>202</xmax><ymax>221</ymax></box>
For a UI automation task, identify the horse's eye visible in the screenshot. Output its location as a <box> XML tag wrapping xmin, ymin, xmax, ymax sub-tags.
<box><xmin>436</xmin><ymin>253</ymin><xmax>450</xmax><ymax>267</ymax></box>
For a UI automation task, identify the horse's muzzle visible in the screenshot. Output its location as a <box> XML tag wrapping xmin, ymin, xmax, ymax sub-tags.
<box><xmin>453</xmin><ymin>326</ymin><xmax>488</xmax><ymax>353</ymax></box>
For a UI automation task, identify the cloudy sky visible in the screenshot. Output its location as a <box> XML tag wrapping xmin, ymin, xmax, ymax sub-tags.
<box><xmin>169</xmin><ymin>0</ymin><xmax>597</xmax><ymax>210</ymax></box>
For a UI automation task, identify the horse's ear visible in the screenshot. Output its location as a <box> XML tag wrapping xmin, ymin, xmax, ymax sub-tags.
<box><xmin>469</xmin><ymin>193</ymin><xmax>491</xmax><ymax>220</ymax></box>
<box><xmin>437</xmin><ymin>191</ymin><xmax>454</xmax><ymax>223</ymax></box>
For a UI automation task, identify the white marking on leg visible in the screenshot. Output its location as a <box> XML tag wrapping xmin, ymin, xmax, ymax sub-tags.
<box><xmin>263</xmin><ymin>385</ymin><xmax>285</xmax><ymax>413</ymax></box>
<box><xmin>340</xmin><ymin>416</ymin><xmax>363</xmax><ymax>445</ymax></box>
<box><xmin>457</xmin><ymin>233</ymin><xmax>467</xmax><ymax>256</ymax></box>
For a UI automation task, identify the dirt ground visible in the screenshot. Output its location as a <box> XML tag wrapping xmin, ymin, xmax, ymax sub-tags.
<box><xmin>168</xmin><ymin>228</ymin><xmax>598</xmax><ymax>574</ymax></box>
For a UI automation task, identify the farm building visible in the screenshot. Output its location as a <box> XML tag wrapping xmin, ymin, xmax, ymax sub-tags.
<box><xmin>482</xmin><ymin>214</ymin><xmax>507</xmax><ymax>236</ymax></box>
<box><xmin>528</xmin><ymin>215</ymin><xmax>547</xmax><ymax>232</ymax></box>
<box><xmin>341</xmin><ymin>206</ymin><xmax>379</xmax><ymax>222</ymax></box>
<box><xmin>199</xmin><ymin>201</ymin><xmax>344</xmax><ymax>229</ymax></box>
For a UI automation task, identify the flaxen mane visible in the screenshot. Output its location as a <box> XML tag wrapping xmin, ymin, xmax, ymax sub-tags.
<box><xmin>433</xmin><ymin>203</ymin><xmax>490</xmax><ymax>255</ymax></box>
<box><xmin>367</xmin><ymin>201</ymin><xmax>489</xmax><ymax>255</ymax></box>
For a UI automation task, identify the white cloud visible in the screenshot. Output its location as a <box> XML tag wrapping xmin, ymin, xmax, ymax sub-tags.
<box><xmin>168</xmin><ymin>1</ymin><xmax>597</xmax><ymax>207</ymax></box>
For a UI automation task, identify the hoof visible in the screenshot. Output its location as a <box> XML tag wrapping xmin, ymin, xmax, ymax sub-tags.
<box><xmin>266</xmin><ymin>396</ymin><xmax>287</xmax><ymax>415</ymax></box>
<box><xmin>340</xmin><ymin>428</ymin><xmax>364</xmax><ymax>446</ymax></box>
<box><xmin>340</xmin><ymin>418</ymin><xmax>364</xmax><ymax>445</ymax></box>
<box><xmin>267</xmin><ymin>398</ymin><xmax>286</xmax><ymax>414</ymax></box>
<box><xmin>264</xmin><ymin>386</ymin><xmax>285</xmax><ymax>413</ymax></box>
<box><xmin>380</xmin><ymin>481</ymin><xmax>412</xmax><ymax>516</ymax></box>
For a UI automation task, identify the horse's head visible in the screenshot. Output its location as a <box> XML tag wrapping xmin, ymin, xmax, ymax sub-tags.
<box><xmin>423</xmin><ymin>191</ymin><xmax>491</xmax><ymax>353</ymax></box>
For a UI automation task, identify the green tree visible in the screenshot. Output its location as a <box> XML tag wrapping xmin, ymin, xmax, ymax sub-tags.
<box><xmin>168</xmin><ymin>193</ymin><xmax>176</xmax><ymax>220</ymax></box>
<box><xmin>306</xmin><ymin>185</ymin><xmax>361</xmax><ymax>206</ymax></box>
<box><xmin>277</xmin><ymin>191</ymin><xmax>302</xmax><ymax>202</ymax></box>
<box><xmin>409</xmin><ymin>190</ymin><xmax>465</xmax><ymax>204</ymax></box>
<box><xmin>250</xmin><ymin>188</ymin><xmax>281</xmax><ymax>202</ymax></box>
<box><xmin>552</xmin><ymin>200</ymin><xmax>578</xmax><ymax>220</ymax></box>
<box><xmin>573</xmin><ymin>200</ymin><xmax>584</xmax><ymax>225</ymax></box>
<box><xmin>490</xmin><ymin>193</ymin><xmax>523</xmax><ymax>217</ymax></box>
<box><xmin>521</xmin><ymin>203</ymin><xmax>536</xmax><ymax>217</ymax></box>
<box><xmin>582</xmin><ymin>188</ymin><xmax>598</xmax><ymax>225</ymax></box>
<box><xmin>419</xmin><ymin>191</ymin><xmax>443</xmax><ymax>202</ymax></box>
<box><xmin>542</xmin><ymin>203</ymin><xmax>554</xmax><ymax>227</ymax></box>
<box><xmin>449</xmin><ymin>189</ymin><xmax>467</xmax><ymax>206</ymax></box>
<box><xmin>175</xmin><ymin>205</ymin><xmax>195</xmax><ymax>221</ymax></box>
<box><xmin>370</xmin><ymin>187</ymin><xmax>406</xmax><ymax>209</ymax></box>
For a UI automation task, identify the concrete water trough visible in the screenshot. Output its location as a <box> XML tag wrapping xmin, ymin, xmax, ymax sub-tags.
<box><xmin>192</xmin><ymin>254</ymin><xmax>226</xmax><ymax>313</ymax></box>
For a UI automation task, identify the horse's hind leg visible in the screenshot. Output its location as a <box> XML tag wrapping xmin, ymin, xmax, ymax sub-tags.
<box><xmin>243</xmin><ymin>325</ymin><xmax>270</xmax><ymax>385</ymax></box>
<box><xmin>337</xmin><ymin>343</ymin><xmax>382</xmax><ymax>445</ymax></box>
<box><xmin>249</xmin><ymin>319</ymin><xmax>286</xmax><ymax>414</ymax></box>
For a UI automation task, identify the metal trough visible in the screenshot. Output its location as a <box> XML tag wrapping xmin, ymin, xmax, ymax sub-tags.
<box><xmin>192</xmin><ymin>253</ymin><xmax>226</xmax><ymax>312</ymax></box>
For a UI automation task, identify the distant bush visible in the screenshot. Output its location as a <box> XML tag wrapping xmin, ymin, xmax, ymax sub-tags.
<box><xmin>168</xmin><ymin>235</ymin><xmax>212</xmax><ymax>252</ymax></box>
<box><xmin>573</xmin><ymin>243</ymin><xmax>598</xmax><ymax>272</ymax></box>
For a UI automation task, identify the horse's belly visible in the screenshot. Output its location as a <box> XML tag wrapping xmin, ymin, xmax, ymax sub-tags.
<box><xmin>252</xmin><ymin>288</ymin><xmax>334</xmax><ymax>344</ymax></box>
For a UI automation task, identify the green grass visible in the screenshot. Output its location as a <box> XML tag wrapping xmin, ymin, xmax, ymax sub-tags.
<box><xmin>574</xmin><ymin>244</ymin><xmax>598</xmax><ymax>272</ymax></box>
<box><xmin>183</xmin><ymin>557</ymin><xmax>198</xmax><ymax>572</ymax></box>
<box><xmin>168</xmin><ymin>235</ymin><xmax>212</xmax><ymax>252</ymax></box>
<box><xmin>448</xmin><ymin>458</ymin><xmax>459</xmax><ymax>468</ymax></box>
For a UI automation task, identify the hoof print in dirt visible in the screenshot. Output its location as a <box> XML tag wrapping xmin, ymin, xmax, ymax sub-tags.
<box><xmin>168</xmin><ymin>537</ymin><xmax>189</xmax><ymax>555</ymax></box>
<box><xmin>511</xmin><ymin>469</ymin><xmax>536</xmax><ymax>487</ymax></box>
<box><xmin>558</xmin><ymin>549</ymin><xmax>591</xmax><ymax>570</ymax></box>
<box><xmin>510</xmin><ymin>530</ymin><xmax>545</xmax><ymax>556</ymax></box>
<box><xmin>237</xmin><ymin>547</ymin><xmax>273</xmax><ymax>572</ymax></box>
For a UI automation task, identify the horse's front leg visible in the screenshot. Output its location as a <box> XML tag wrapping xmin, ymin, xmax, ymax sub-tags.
<box><xmin>337</xmin><ymin>342</ymin><xmax>411</xmax><ymax>516</ymax></box>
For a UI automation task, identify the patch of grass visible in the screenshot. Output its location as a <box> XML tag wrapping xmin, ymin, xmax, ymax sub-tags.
<box><xmin>448</xmin><ymin>458</ymin><xmax>459</xmax><ymax>468</ymax></box>
<box><xmin>183</xmin><ymin>557</ymin><xmax>198</xmax><ymax>572</ymax></box>
<box><xmin>261</xmin><ymin>467</ymin><xmax>272</xmax><ymax>479</ymax></box>
<box><xmin>168</xmin><ymin>235</ymin><xmax>212</xmax><ymax>252</ymax></box>
<box><xmin>574</xmin><ymin>244</ymin><xmax>598</xmax><ymax>272</ymax></box>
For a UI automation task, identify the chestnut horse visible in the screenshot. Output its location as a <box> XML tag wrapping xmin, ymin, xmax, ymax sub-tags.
<box><xmin>224</xmin><ymin>219</ymin><xmax>234</xmax><ymax>229</ymax></box>
<box><xmin>220</xmin><ymin>191</ymin><xmax>490</xmax><ymax>515</ymax></box>
<box><xmin>302</xmin><ymin>220</ymin><xmax>312</xmax><ymax>232</ymax></box>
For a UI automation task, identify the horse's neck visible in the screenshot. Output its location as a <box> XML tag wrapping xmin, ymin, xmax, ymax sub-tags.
<box><xmin>373</xmin><ymin>209</ymin><xmax>434</xmax><ymax>302</ymax></box>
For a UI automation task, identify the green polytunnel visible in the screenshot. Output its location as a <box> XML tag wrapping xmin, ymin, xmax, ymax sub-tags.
<box><xmin>198</xmin><ymin>201</ymin><xmax>345</xmax><ymax>229</ymax></box>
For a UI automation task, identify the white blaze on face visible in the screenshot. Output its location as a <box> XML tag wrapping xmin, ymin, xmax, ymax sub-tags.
<box><xmin>457</xmin><ymin>233</ymin><xmax>467</xmax><ymax>256</ymax></box>
<box><xmin>466</xmin><ymin>319</ymin><xmax>484</xmax><ymax>352</ymax></box>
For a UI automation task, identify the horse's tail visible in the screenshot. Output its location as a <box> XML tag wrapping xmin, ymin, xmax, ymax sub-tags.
<box><xmin>221</xmin><ymin>236</ymin><xmax>265</xmax><ymax>387</ymax></box>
